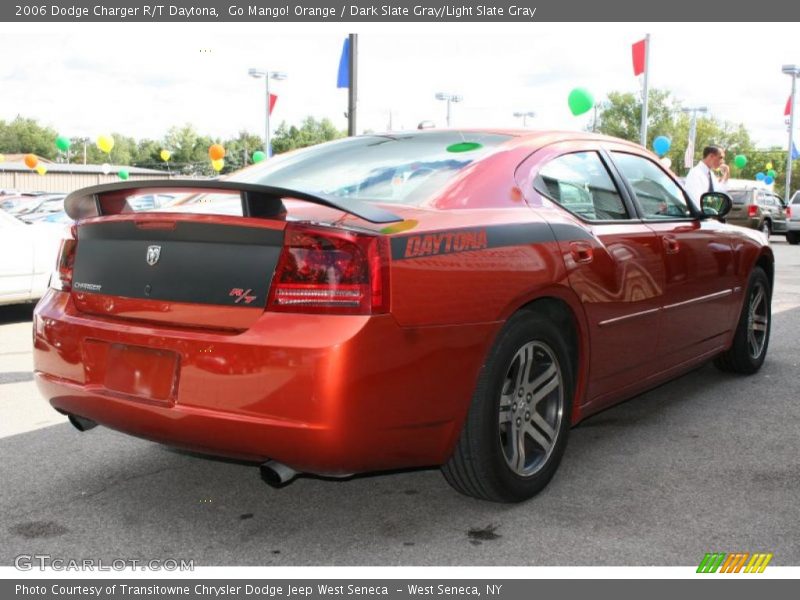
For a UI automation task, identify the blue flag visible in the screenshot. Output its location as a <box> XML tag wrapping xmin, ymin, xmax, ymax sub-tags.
<box><xmin>337</xmin><ymin>38</ymin><xmax>349</xmax><ymax>88</ymax></box>
<box><xmin>792</xmin><ymin>142</ymin><xmax>799</xmax><ymax>161</ymax></box>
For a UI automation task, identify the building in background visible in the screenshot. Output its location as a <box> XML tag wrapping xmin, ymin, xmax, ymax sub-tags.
<box><xmin>0</xmin><ymin>155</ymin><xmax>167</xmax><ymax>194</ymax></box>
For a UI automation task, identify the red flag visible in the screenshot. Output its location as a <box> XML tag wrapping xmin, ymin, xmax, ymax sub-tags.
<box><xmin>785</xmin><ymin>95</ymin><xmax>792</xmax><ymax>117</ymax></box>
<box><xmin>269</xmin><ymin>93</ymin><xmax>278</xmax><ymax>116</ymax></box>
<box><xmin>632</xmin><ymin>39</ymin><xmax>646</xmax><ymax>76</ymax></box>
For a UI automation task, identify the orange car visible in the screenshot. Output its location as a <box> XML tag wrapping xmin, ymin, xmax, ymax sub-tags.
<box><xmin>33</xmin><ymin>130</ymin><xmax>773</xmax><ymax>502</ymax></box>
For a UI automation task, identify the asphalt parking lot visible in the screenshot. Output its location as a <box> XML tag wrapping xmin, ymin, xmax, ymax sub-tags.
<box><xmin>1</xmin><ymin>240</ymin><xmax>799</xmax><ymax>567</ymax></box>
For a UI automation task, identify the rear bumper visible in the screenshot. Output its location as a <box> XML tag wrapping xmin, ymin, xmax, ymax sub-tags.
<box><xmin>33</xmin><ymin>290</ymin><xmax>499</xmax><ymax>475</ymax></box>
<box><xmin>787</xmin><ymin>220</ymin><xmax>800</xmax><ymax>232</ymax></box>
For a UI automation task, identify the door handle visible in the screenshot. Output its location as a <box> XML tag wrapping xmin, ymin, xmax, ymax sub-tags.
<box><xmin>663</xmin><ymin>235</ymin><xmax>680</xmax><ymax>255</ymax></box>
<box><xmin>569</xmin><ymin>241</ymin><xmax>594</xmax><ymax>264</ymax></box>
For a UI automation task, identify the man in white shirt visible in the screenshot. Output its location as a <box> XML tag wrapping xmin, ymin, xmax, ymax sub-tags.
<box><xmin>684</xmin><ymin>145</ymin><xmax>730</xmax><ymax>205</ymax></box>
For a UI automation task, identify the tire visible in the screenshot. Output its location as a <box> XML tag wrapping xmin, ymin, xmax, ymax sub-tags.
<box><xmin>760</xmin><ymin>220</ymin><xmax>771</xmax><ymax>239</ymax></box>
<box><xmin>787</xmin><ymin>231</ymin><xmax>800</xmax><ymax>245</ymax></box>
<box><xmin>441</xmin><ymin>310</ymin><xmax>574</xmax><ymax>502</ymax></box>
<box><xmin>714</xmin><ymin>266</ymin><xmax>771</xmax><ymax>374</ymax></box>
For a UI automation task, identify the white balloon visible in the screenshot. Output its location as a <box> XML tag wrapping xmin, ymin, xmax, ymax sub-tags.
<box><xmin>660</xmin><ymin>157</ymin><xmax>672</xmax><ymax>169</ymax></box>
<box><xmin>101</xmin><ymin>162</ymin><xmax>111</xmax><ymax>175</ymax></box>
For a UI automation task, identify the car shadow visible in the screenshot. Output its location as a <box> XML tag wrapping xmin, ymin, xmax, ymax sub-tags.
<box><xmin>0</xmin><ymin>304</ymin><xmax>36</xmax><ymax>325</ymax></box>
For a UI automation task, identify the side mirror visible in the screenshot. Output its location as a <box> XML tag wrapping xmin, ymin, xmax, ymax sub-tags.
<box><xmin>700</xmin><ymin>191</ymin><xmax>732</xmax><ymax>220</ymax></box>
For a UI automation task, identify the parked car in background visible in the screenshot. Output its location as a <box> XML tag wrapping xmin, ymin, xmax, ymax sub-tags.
<box><xmin>33</xmin><ymin>130</ymin><xmax>774</xmax><ymax>502</ymax></box>
<box><xmin>787</xmin><ymin>191</ymin><xmax>800</xmax><ymax>245</ymax></box>
<box><xmin>726</xmin><ymin>180</ymin><xmax>787</xmax><ymax>237</ymax></box>
<box><xmin>17</xmin><ymin>194</ymin><xmax>67</xmax><ymax>222</ymax></box>
<box><xmin>0</xmin><ymin>209</ymin><xmax>62</xmax><ymax>306</ymax></box>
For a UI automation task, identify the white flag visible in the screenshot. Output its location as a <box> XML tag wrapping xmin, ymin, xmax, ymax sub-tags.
<box><xmin>684</xmin><ymin>117</ymin><xmax>697</xmax><ymax>169</ymax></box>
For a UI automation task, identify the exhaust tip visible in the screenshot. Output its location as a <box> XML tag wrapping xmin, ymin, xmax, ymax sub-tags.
<box><xmin>260</xmin><ymin>460</ymin><xmax>299</xmax><ymax>488</ymax></box>
<box><xmin>67</xmin><ymin>414</ymin><xmax>98</xmax><ymax>432</ymax></box>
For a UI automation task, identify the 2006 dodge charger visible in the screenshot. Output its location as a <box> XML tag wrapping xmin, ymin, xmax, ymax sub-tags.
<box><xmin>33</xmin><ymin>130</ymin><xmax>773</xmax><ymax>502</ymax></box>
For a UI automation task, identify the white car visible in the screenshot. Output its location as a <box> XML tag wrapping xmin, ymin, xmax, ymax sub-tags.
<box><xmin>0</xmin><ymin>210</ymin><xmax>63</xmax><ymax>306</ymax></box>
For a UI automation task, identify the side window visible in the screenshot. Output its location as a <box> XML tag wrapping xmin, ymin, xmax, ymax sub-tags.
<box><xmin>533</xmin><ymin>152</ymin><xmax>629</xmax><ymax>221</ymax></box>
<box><xmin>611</xmin><ymin>152</ymin><xmax>692</xmax><ymax>219</ymax></box>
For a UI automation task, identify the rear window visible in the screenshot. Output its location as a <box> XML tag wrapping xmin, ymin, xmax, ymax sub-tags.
<box><xmin>231</xmin><ymin>131</ymin><xmax>512</xmax><ymax>205</ymax></box>
<box><xmin>728</xmin><ymin>190</ymin><xmax>751</xmax><ymax>205</ymax></box>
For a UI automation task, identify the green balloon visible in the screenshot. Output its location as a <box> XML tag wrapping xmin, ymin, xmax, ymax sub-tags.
<box><xmin>55</xmin><ymin>135</ymin><xmax>71</xmax><ymax>152</ymax></box>
<box><xmin>252</xmin><ymin>150</ymin><xmax>267</xmax><ymax>163</ymax></box>
<box><xmin>767</xmin><ymin>169</ymin><xmax>777</xmax><ymax>179</ymax></box>
<box><xmin>734</xmin><ymin>154</ymin><xmax>747</xmax><ymax>169</ymax></box>
<box><xmin>118</xmin><ymin>169</ymin><xmax>130</xmax><ymax>180</ymax></box>
<box><xmin>568</xmin><ymin>87</ymin><xmax>594</xmax><ymax>116</ymax></box>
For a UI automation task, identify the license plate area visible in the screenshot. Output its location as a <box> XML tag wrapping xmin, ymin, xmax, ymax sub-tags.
<box><xmin>83</xmin><ymin>340</ymin><xmax>179</xmax><ymax>405</ymax></box>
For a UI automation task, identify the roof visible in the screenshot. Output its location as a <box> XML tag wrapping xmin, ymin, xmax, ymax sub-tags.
<box><xmin>0</xmin><ymin>161</ymin><xmax>165</xmax><ymax>175</ymax></box>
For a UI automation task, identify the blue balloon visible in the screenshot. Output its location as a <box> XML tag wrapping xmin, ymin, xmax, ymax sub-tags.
<box><xmin>764</xmin><ymin>175</ymin><xmax>774</xmax><ymax>185</ymax></box>
<box><xmin>755</xmin><ymin>172</ymin><xmax>766</xmax><ymax>181</ymax></box>
<box><xmin>652</xmin><ymin>136</ymin><xmax>671</xmax><ymax>157</ymax></box>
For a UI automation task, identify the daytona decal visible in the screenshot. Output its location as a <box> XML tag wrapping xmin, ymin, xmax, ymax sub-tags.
<box><xmin>390</xmin><ymin>222</ymin><xmax>591</xmax><ymax>260</ymax></box>
<box><xmin>404</xmin><ymin>230</ymin><xmax>489</xmax><ymax>258</ymax></box>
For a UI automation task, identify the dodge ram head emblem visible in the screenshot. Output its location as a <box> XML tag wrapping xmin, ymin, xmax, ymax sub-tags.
<box><xmin>146</xmin><ymin>245</ymin><xmax>161</xmax><ymax>266</ymax></box>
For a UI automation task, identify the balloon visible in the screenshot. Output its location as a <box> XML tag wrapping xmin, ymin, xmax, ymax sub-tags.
<box><xmin>660</xmin><ymin>157</ymin><xmax>672</xmax><ymax>168</ymax></box>
<box><xmin>118</xmin><ymin>169</ymin><xmax>129</xmax><ymax>180</ymax></box>
<box><xmin>734</xmin><ymin>154</ymin><xmax>747</xmax><ymax>169</ymax></box>
<box><xmin>567</xmin><ymin>87</ymin><xmax>594</xmax><ymax>116</ymax></box>
<box><xmin>208</xmin><ymin>144</ymin><xmax>225</xmax><ymax>161</ymax></box>
<box><xmin>96</xmin><ymin>135</ymin><xmax>114</xmax><ymax>154</ymax></box>
<box><xmin>211</xmin><ymin>158</ymin><xmax>225</xmax><ymax>172</ymax></box>
<box><xmin>767</xmin><ymin>169</ymin><xmax>777</xmax><ymax>179</ymax></box>
<box><xmin>101</xmin><ymin>163</ymin><xmax>111</xmax><ymax>175</ymax></box>
<box><xmin>764</xmin><ymin>176</ymin><xmax>774</xmax><ymax>185</ymax></box>
<box><xmin>160</xmin><ymin>149</ymin><xmax>171</xmax><ymax>162</ymax></box>
<box><xmin>24</xmin><ymin>154</ymin><xmax>38</xmax><ymax>169</ymax></box>
<box><xmin>0</xmin><ymin>154</ymin><xmax>5</xmax><ymax>163</ymax></box>
<box><xmin>35</xmin><ymin>165</ymin><xmax>47</xmax><ymax>176</ymax></box>
<box><xmin>252</xmin><ymin>150</ymin><xmax>267</xmax><ymax>163</ymax></box>
<box><xmin>55</xmin><ymin>135</ymin><xmax>71</xmax><ymax>152</ymax></box>
<box><xmin>766</xmin><ymin>162</ymin><xmax>773</xmax><ymax>170</ymax></box>
<box><xmin>755</xmin><ymin>172</ymin><xmax>765</xmax><ymax>181</ymax></box>
<box><xmin>652</xmin><ymin>136</ymin><xmax>671</xmax><ymax>157</ymax></box>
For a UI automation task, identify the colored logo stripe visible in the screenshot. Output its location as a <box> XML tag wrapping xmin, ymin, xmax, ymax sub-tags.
<box><xmin>697</xmin><ymin>552</ymin><xmax>773</xmax><ymax>573</ymax></box>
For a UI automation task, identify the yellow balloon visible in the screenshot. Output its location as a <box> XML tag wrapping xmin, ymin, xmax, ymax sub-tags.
<box><xmin>96</xmin><ymin>135</ymin><xmax>114</xmax><ymax>154</ymax></box>
<box><xmin>160</xmin><ymin>149</ymin><xmax>171</xmax><ymax>162</ymax></box>
<box><xmin>36</xmin><ymin>165</ymin><xmax>47</xmax><ymax>175</ymax></box>
<box><xmin>766</xmin><ymin>162</ymin><xmax>773</xmax><ymax>170</ymax></box>
<box><xmin>211</xmin><ymin>158</ymin><xmax>224</xmax><ymax>172</ymax></box>
<box><xmin>0</xmin><ymin>154</ymin><xmax>5</xmax><ymax>163</ymax></box>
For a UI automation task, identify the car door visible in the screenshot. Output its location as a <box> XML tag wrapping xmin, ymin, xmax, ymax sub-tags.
<box><xmin>516</xmin><ymin>143</ymin><xmax>666</xmax><ymax>406</ymax></box>
<box><xmin>0</xmin><ymin>211</ymin><xmax>35</xmax><ymax>300</ymax></box>
<box><xmin>609</xmin><ymin>151</ymin><xmax>738</xmax><ymax>364</ymax></box>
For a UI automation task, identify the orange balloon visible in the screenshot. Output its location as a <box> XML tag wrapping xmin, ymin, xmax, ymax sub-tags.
<box><xmin>24</xmin><ymin>154</ymin><xmax>38</xmax><ymax>169</ymax></box>
<box><xmin>208</xmin><ymin>144</ymin><xmax>225</xmax><ymax>161</ymax></box>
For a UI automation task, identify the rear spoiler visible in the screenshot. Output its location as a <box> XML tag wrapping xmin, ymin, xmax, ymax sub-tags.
<box><xmin>63</xmin><ymin>179</ymin><xmax>403</xmax><ymax>224</ymax></box>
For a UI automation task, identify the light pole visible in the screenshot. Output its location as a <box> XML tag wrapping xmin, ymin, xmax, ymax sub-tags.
<box><xmin>782</xmin><ymin>65</ymin><xmax>800</xmax><ymax>200</ymax></box>
<box><xmin>680</xmin><ymin>106</ymin><xmax>708</xmax><ymax>169</ymax></box>
<box><xmin>248</xmin><ymin>68</ymin><xmax>288</xmax><ymax>157</ymax></box>
<box><xmin>513</xmin><ymin>111</ymin><xmax>536</xmax><ymax>127</ymax></box>
<box><xmin>435</xmin><ymin>92</ymin><xmax>463</xmax><ymax>128</ymax></box>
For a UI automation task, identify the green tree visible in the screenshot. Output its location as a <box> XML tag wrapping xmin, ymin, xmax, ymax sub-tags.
<box><xmin>0</xmin><ymin>116</ymin><xmax>59</xmax><ymax>159</ymax></box>
<box><xmin>223</xmin><ymin>131</ymin><xmax>267</xmax><ymax>172</ymax></box>
<box><xmin>271</xmin><ymin>117</ymin><xmax>345</xmax><ymax>154</ymax></box>
<box><xmin>595</xmin><ymin>89</ymin><xmax>758</xmax><ymax>177</ymax></box>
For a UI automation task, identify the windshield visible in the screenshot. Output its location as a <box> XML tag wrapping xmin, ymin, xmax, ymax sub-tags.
<box><xmin>230</xmin><ymin>131</ymin><xmax>512</xmax><ymax>205</ymax></box>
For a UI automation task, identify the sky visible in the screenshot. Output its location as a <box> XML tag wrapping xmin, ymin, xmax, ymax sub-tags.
<box><xmin>0</xmin><ymin>22</ymin><xmax>798</xmax><ymax>150</ymax></box>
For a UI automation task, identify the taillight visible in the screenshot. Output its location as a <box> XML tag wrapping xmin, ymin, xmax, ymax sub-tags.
<box><xmin>50</xmin><ymin>224</ymin><xmax>77</xmax><ymax>291</ymax></box>
<box><xmin>748</xmin><ymin>205</ymin><xmax>759</xmax><ymax>218</ymax></box>
<box><xmin>787</xmin><ymin>206</ymin><xmax>792</xmax><ymax>218</ymax></box>
<box><xmin>267</xmin><ymin>223</ymin><xmax>390</xmax><ymax>315</ymax></box>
